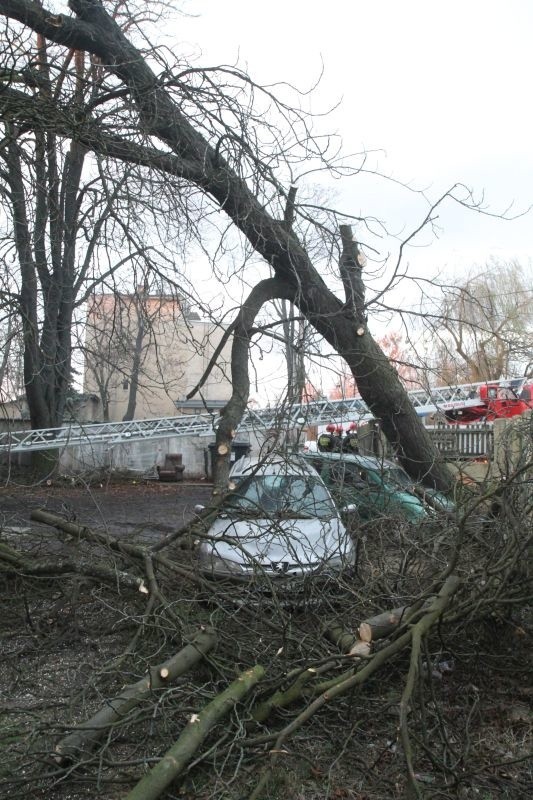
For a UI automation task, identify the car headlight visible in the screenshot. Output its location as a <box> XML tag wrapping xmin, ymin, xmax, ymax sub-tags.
<box><xmin>200</xmin><ymin>552</ymin><xmax>246</xmax><ymax>576</ymax></box>
<box><xmin>322</xmin><ymin>544</ymin><xmax>356</xmax><ymax>569</ymax></box>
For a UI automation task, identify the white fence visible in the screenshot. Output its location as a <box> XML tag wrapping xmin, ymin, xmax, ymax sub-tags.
<box><xmin>426</xmin><ymin>424</ymin><xmax>494</xmax><ymax>458</ymax></box>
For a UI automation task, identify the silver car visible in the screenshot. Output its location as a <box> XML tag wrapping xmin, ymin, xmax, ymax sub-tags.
<box><xmin>197</xmin><ymin>455</ymin><xmax>356</xmax><ymax>584</ymax></box>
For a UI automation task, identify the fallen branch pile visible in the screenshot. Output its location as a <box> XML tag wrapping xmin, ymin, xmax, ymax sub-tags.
<box><xmin>0</xmin><ymin>466</ymin><xmax>531</xmax><ymax>800</ymax></box>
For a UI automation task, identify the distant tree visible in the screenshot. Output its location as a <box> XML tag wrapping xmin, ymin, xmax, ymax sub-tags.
<box><xmin>0</xmin><ymin>8</ymin><xmax>194</xmax><ymax>435</ymax></box>
<box><xmin>428</xmin><ymin>260</ymin><xmax>533</xmax><ymax>383</ymax></box>
<box><xmin>83</xmin><ymin>292</ymin><xmax>151</xmax><ymax>422</ymax></box>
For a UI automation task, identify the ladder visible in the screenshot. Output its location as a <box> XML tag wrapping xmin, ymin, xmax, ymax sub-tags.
<box><xmin>0</xmin><ymin>379</ymin><xmax>513</xmax><ymax>454</ymax></box>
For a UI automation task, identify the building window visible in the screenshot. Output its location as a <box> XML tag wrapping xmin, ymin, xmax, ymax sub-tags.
<box><xmin>123</xmin><ymin>380</ymin><xmax>129</xmax><ymax>390</ymax></box>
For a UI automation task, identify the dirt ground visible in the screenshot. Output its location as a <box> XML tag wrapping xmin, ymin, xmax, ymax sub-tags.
<box><xmin>1</xmin><ymin>478</ymin><xmax>532</xmax><ymax>800</ymax></box>
<box><xmin>1</xmin><ymin>477</ymin><xmax>212</xmax><ymax>545</ymax></box>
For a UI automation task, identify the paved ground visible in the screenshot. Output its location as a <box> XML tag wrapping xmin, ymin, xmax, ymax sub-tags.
<box><xmin>0</xmin><ymin>479</ymin><xmax>213</xmax><ymax>545</ymax></box>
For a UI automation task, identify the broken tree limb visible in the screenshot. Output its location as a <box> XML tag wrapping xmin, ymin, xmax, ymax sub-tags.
<box><xmin>323</xmin><ymin>622</ymin><xmax>371</xmax><ymax>659</ymax></box>
<box><xmin>30</xmin><ymin>509</ymin><xmax>145</xmax><ymax>559</ymax></box>
<box><xmin>323</xmin><ymin>621</ymin><xmax>357</xmax><ymax>652</ymax></box>
<box><xmin>248</xmin><ymin>576</ymin><xmax>461</xmax><ymax>800</ymax></box>
<box><xmin>251</xmin><ymin>621</ymin><xmax>370</xmax><ymax>724</ymax></box>
<box><xmin>398</xmin><ymin>576</ymin><xmax>462</xmax><ymax>798</ymax></box>
<box><xmin>0</xmin><ymin>541</ymin><xmax>28</xmax><ymax>567</ymax></box>
<box><xmin>358</xmin><ymin>597</ymin><xmax>432</xmax><ymax>642</ymax></box>
<box><xmin>54</xmin><ymin>626</ymin><xmax>217</xmax><ymax>763</ymax></box>
<box><xmin>251</xmin><ymin>664</ymin><xmax>325</xmax><ymax>724</ymax></box>
<box><xmin>349</xmin><ymin>640</ymin><xmax>372</xmax><ymax>658</ymax></box>
<box><xmin>359</xmin><ymin>605</ymin><xmax>413</xmax><ymax>642</ymax></box>
<box><xmin>150</xmin><ymin>504</ymin><xmax>222</xmax><ymax>553</ymax></box>
<box><xmin>30</xmin><ymin>508</ymin><xmax>207</xmax><ymax>587</ymax></box>
<box><xmin>0</xmin><ymin>540</ymin><xmax>146</xmax><ymax>592</ymax></box>
<box><xmin>125</xmin><ymin>664</ymin><xmax>265</xmax><ymax>800</ymax></box>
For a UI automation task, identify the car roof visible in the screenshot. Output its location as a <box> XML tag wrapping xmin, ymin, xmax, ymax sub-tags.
<box><xmin>230</xmin><ymin>453</ymin><xmax>318</xmax><ymax>478</ymax></box>
<box><xmin>303</xmin><ymin>451</ymin><xmax>400</xmax><ymax>471</ymax></box>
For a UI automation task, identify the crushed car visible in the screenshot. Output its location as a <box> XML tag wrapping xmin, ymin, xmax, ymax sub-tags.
<box><xmin>303</xmin><ymin>451</ymin><xmax>455</xmax><ymax>523</ymax></box>
<box><xmin>195</xmin><ymin>454</ymin><xmax>356</xmax><ymax>590</ymax></box>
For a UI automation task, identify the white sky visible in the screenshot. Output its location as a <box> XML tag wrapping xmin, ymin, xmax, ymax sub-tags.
<box><xmin>174</xmin><ymin>1</ymin><xmax>533</xmax><ymax>400</ymax></box>
<box><xmin>178</xmin><ymin>0</ymin><xmax>533</xmax><ymax>273</ymax></box>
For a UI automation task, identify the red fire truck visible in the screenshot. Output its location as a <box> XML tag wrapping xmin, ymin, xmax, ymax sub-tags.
<box><xmin>444</xmin><ymin>379</ymin><xmax>533</xmax><ymax>424</ymax></box>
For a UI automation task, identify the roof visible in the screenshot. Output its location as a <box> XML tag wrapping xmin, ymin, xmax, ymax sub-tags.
<box><xmin>302</xmin><ymin>451</ymin><xmax>399</xmax><ymax>471</ymax></box>
<box><xmin>230</xmin><ymin>454</ymin><xmax>317</xmax><ymax>478</ymax></box>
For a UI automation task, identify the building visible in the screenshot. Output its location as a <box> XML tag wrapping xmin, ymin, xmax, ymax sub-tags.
<box><xmin>83</xmin><ymin>293</ymin><xmax>233</xmax><ymax>422</ymax></box>
<box><xmin>0</xmin><ymin>393</ymin><xmax>100</xmax><ymax>432</ymax></box>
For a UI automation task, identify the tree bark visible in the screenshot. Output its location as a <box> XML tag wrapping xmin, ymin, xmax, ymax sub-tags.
<box><xmin>125</xmin><ymin>665</ymin><xmax>265</xmax><ymax>800</ymax></box>
<box><xmin>54</xmin><ymin>627</ymin><xmax>217</xmax><ymax>762</ymax></box>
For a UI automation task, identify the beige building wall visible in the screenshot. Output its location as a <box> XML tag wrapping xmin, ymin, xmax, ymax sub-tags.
<box><xmin>83</xmin><ymin>294</ymin><xmax>233</xmax><ymax>422</ymax></box>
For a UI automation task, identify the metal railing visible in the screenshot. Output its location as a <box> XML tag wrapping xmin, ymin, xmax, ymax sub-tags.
<box><xmin>0</xmin><ymin>378</ymin><xmax>508</xmax><ymax>455</ymax></box>
<box><xmin>427</xmin><ymin>424</ymin><xmax>494</xmax><ymax>458</ymax></box>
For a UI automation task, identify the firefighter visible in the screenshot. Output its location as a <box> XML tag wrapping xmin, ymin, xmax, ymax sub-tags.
<box><xmin>343</xmin><ymin>422</ymin><xmax>359</xmax><ymax>453</ymax></box>
<box><xmin>317</xmin><ymin>423</ymin><xmax>337</xmax><ymax>452</ymax></box>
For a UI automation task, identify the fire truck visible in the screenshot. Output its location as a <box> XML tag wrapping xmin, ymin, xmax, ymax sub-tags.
<box><xmin>443</xmin><ymin>379</ymin><xmax>533</xmax><ymax>424</ymax></box>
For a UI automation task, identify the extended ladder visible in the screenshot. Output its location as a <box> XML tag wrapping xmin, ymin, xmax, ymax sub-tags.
<box><xmin>0</xmin><ymin>379</ymin><xmax>514</xmax><ymax>455</ymax></box>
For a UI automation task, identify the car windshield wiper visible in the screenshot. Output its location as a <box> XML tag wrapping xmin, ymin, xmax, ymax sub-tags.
<box><xmin>224</xmin><ymin>505</ymin><xmax>263</xmax><ymax>517</ymax></box>
<box><xmin>277</xmin><ymin>510</ymin><xmax>314</xmax><ymax>519</ymax></box>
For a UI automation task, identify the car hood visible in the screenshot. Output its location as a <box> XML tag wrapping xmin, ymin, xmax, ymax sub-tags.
<box><xmin>419</xmin><ymin>488</ymin><xmax>457</xmax><ymax>514</ymax></box>
<box><xmin>388</xmin><ymin>489</ymin><xmax>429</xmax><ymax>519</ymax></box>
<box><xmin>201</xmin><ymin>515</ymin><xmax>350</xmax><ymax>574</ymax></box>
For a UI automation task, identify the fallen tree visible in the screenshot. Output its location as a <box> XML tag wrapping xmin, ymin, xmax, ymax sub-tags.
<box><xmin>0</xmin><ymin>0</ymin><xmax>454</xmax><ymax>491</ymax></box>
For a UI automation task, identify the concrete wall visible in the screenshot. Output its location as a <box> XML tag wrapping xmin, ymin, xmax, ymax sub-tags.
<box><xmin>57</xmin><ymin>434</ymin><xmax>217</xmax><ymax>479</ymax></box>
<box><xmin>54</xmin><ymin>424</ymin><xmax>293</xmax><ymax>479</ymax></box>
<box><xmin>55</xmin><ymin>432</ymin><xmax>267</xmax><ymax>479</ymax></box>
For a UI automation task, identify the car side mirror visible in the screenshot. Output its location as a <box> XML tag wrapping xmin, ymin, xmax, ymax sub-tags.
<box><xmin>194</xmin><ymin>504</ymin><xmax>206</xmax><ymax>514</ymax></box>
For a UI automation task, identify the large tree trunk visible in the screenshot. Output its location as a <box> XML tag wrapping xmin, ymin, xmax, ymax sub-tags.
<box><xmin>0</xmin><ymin>0</ymin><xmax>452</xmax><ymax>490</ymax></box>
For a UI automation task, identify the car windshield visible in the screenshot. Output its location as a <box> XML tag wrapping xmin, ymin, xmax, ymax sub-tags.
<box><xmin>336</xmin><ymin>463</ymin><xmax>413</xmax><ymax>492</ymax></box>
<box><xmin>381</xmin><ymin>467</ymin><xmax>414</xmax><ymax>489</ymax></box>
<box><xmin>226</xmin><ymin>475</ymin><xmax>336</xmax><ymax>519</ymax></box>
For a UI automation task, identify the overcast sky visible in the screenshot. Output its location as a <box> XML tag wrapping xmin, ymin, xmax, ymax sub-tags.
<box><xmin>178</xmin><ymin>0</ymin><xmax>533</xmax><ymax>278</ymax></box>
<box><xmin>174</xmin><ymin>1</ymin><xmax>533</xmax><ymax>399</ymax></box>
